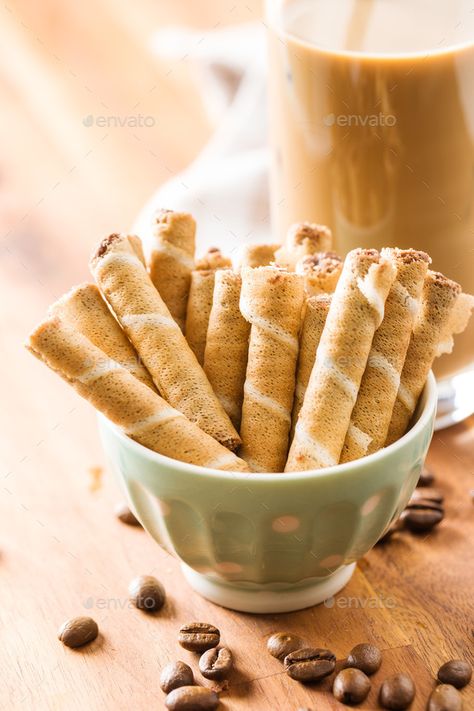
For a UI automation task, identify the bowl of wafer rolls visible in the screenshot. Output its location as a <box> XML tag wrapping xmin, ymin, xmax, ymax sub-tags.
<box><xmin>27</xmin><ymin>212</ymin><xmax>473</xmax><ymax>613</ymax></box>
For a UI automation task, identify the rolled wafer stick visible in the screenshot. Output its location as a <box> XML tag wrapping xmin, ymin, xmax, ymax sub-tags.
<box><xmin>239</xmin><ymin>266</ymin><xmax>305</xmax><ymax>472</ymax></box>
<box><xmin>90</xmin><ymin>233</ymin><xmax>241</xmax><ymax>450</ymax></box>
<box><xmin>290</xmin><ymin>294</ymin><xmax>331</xmax><ymax>439</ymax></box>
<box><xmin>149</xmin><ymin>209</ymin><xmax>196</xmax><ymax>331</ymax></box>
<box><xmin>27</xmin><ymin>317</ymin><xmax>249</xmax><ymax>472</ymax></box>
<box><xmin>285</xmin><ymin>248</ymin><xmax>396</xmax><ymax>472</ymax></box>
<box><xmin>185</xmin><ymin>248</ymin><xmax>232</xmax><ymax>364</ymax></box>
<box><xmin>239</xmin><ymin>243</ymin><xmax>281</xmax><ymax>269</ymax></box>
<box><xmin>385</xmin><ymin>271</ymin><xmax>463</xmax><ymax>445</ymax></box>
<box><xmin>274</xmin><ymin>222</ymin><xmax>333</xmax><ymax>270</ymax></box>
<box><xmin>203</xmin><ymin>270</ymin><xmax>250</xmax><ymax>429</ymax></box>
<box><xmin>340</xmin><ymin>248</ymin><xmax>430</xmax><ymax>463</ymax></box>
<box><xmin>49</xmin><ymin>283</ymin><xmax>155</xmax><ymax>390</ymax></box>
<box><xmin>296</xmin><ymin>253</ymin><xmax>343</xmax><ymax>296</ymax></box>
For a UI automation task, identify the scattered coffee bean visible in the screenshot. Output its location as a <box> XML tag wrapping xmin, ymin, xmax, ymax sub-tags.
<box><xmin>437</xmin><ymin>659</ymin><xmax>472</xmax><ymax>688</ymax></box>
<box><xmin>115</xmin><ymin>502</ymin><xmax>142</xmax><ymax>527</ymax></box>
<box><xmin>165</xmin><ymin>686</ymin><xmax>219</xmax><ymax>711</ymax></box>
<box><xmin>267</xmin><ymin>632</ymin><xmax>303</xmax><ymax>661</ymax></box>
<box><xmin>128</xmin><ymin>575</ymin><xmax>165</xmax><ymax>612</ymax></box>
<box><xmin>160</xmin><ymin>661</ymin><xmax>194</xmax><ymax>693</ymax></box>
<box><xmin>178</xmin><ymin>622</ymin><xmax>220</xmax><ymax>653</ymax></box>
<box><xmin>409</xmin><ymin>488</ymin><xmax>444</xmax><ymax>505</ymax></box>
<box><xmin>284</xmin><ymin>647</ymin><xmax>336</xmax><ymax>683</ymax></box>
<box><xmin>333</xmin><ymin>668</ymin><xmax>371</xmax><ymax>705</ymax></box>
<box><xmin>58</xmin><ymin>616</ymin><xmax>98</xmax><ymax>648</ymax></box>
<box><xmin>417</xmin><ymin>467</ymin><xmax>435</xmax><ymax>487</ymax></box>
<box><xmin>346</xmin><ymin>643</ymin><xmax>382</xmax><ymax>675</ymax></box>
<box><xmin>427</xmin><ymin>684</ymin><xmax>462</xmax><ymax>711</ymax></box>
<box><xmin>401</xmin><ymin>500</ymin><xmax>444</xmax><ymax>533</ymax></box>
<box><xmin>199</xmin><ymin>647</ymin><xmax>233</xmax><ymax>680</ymax></box>
<box><xmin>379</xmin><ymin>673</ymin><xmax>415</xmax><ymax>710</ymax></box>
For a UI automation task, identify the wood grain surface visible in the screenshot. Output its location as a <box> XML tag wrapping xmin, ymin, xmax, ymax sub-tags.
<box><xmin>0</xmin><ymin>1</ymin><xmax>473</xmax><ymax>710</ymax></box>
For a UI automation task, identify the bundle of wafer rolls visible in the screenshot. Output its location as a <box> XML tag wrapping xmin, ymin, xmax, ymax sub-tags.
<box><xmin>26</xmin><ymin>211</ymin><xmax>474</xmax><ymax>473</ymax></box>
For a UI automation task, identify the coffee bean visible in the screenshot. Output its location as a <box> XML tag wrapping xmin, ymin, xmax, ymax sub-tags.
<box><xmin>178</xmin><ymin>622</ymin><xmax>220</xmax><ymax>653</ymax></box>
<box><xmin>379</xmin><ymin>673</ymin><xmax>415</xmax><ymax>709</ymax></box>
<box><xmin>128</xmin><ymin>575</ymin><xmax>165</xmax><ymax>612</ymax></box>
<box><xmin>437</xmin><ymin>659</ymin><xmax>472</xmax><ymax>688</ymax></box>
<box><xmin>58</xmin><ymin>616</ymin><xmax>98</xmax><ymax>648</ymax></box>
<box><xmin>115</xmin><ymin>503</ymin><xmax>142</xmax><ymax>527</ymax></box>
<box><xmin>346</xmin><ymin>643</ymin><xmax>382</xmax><ymax>675</ymax></box>
<box><xmin>409</xmin><ymin>488</ymin><xmax>444</xmax><ymax>505</ymax></box>
<box><xmin>160</xmin><ymin>661</ymin><xmax>194</xmax><ymax>693</ymax></box>
<box><xmin>417</xmin><ymin>467</ymin><xmax>435</xmax><ymax>487</ymax></box>
<box><xmin>333</xmin><ymin>668</ymin><xmax>371</xmax><ymax>705</ymax></box>
<box><xmin>428</xmin><ymin>684</ymin><xmax>462</xmax><ymax>711</ymax></box>
<box><xmin>401</xmin><ymin>501</ymin><xmax>444</xmax><ymax>533</ymax></box>
<box><xmin>165</xmin><ymin>686</ymin><xmax>219</xmax><ymax>711</ymax></box>
<box><xmin>267</xmin><ymin>632</ymin><xmax>303</xmax><ymax>661</ymax></box>
<box><xmin>284</xmin><ymin>647</ymin><xmax>336</xmax><ymax>683</ymax></box>
<box><xmin>199</xmin><ymin>647</ymin><xmax>233</xmax><ymax>680</ymax></box>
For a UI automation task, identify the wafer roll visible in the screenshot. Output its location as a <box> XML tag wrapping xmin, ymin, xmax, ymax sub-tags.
<box><xmin>90</xmin><ymin>233</ymin><xmax>240</xmax><ymax>450</ymax></box>
<box><xmin>185</xmin><ymin>269</ymin><xmax>216</xmax><ymax>365</ymax></box>
<box><xmin>290</xmin><ymin>294</ymin><xmax>331</xmax><ymax>439</ymax></box>
<box><xmin>340</xmin><ymin>249</ymin><xmax>430</xmax><ymax>462</ymax></box>
<box><xmin>385</xmin><ymin>271</ymin><xmax>463</xmax><ymax>445</ymax></box>
<box><xmin>185</xmin><ymin>248</ymin><xmax>232</xmax><ymax>364</ymax></box>
<box><xmin>296</xmin><ymin>253</ymin><xmax>343</xmax><ymax>296</ymax></box>
<box><xmin>285</xmin><ymin>249</ymin><xmax>396</xmax><ymax>472</ymax></box>
<box><xmin>274</xmin><ymin>222</ymin><xmax>333</xmax><ymax>270</ymax></box>
<box><xmin>49</xmin><ymin>283</ymin><xmax>155</xmax><ymax>390</ymax></box>
<box><xmin>203</xmin><ymin>270</ymin><xmax>250</xmax><ymax>429</ymax></box>
<box><xmin>149</xmin><ymin>209</ymin><xmax>196</xmax><ymax>331</ymax></box>
<box><xmin>239</xmin><ymin>267</ymin><xmax>305</xmax><ymax>472</ymax></box>
<box><xmin>27</xmin><ymin>317</ymin><xmax>248</xmax><ymax>471</ymax></box>
<box><xmin>239</xmin><ymin>243</ymin><xmax>281</xmax><ymax>269</ymax></box>
<box><xmin>195</xmin><ymin>247</ymin><xmax>232</xmax><ymax>271</ymax></box>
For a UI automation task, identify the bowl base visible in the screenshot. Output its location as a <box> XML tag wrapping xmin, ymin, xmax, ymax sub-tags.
<box><xmin>181</xmin><ymin>562</ymin><xmax>356</xmax><ymax>613</ymax></box>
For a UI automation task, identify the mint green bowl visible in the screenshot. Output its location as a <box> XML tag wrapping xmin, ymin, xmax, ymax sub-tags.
<box><xmin>98</xmin><ymin>372</ymin><xmax>436</xmax><ymax>613</ymax></box>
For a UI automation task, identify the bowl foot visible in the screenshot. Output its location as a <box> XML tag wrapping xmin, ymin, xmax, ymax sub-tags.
<box><xmin>180</xmin><ymin>562</ymin><xmax>356</xmax><ymax>613</ymax></box>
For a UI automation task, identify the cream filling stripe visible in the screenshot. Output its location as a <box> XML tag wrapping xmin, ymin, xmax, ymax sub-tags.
<box><xmin>397</xmin><ymin>382</ymin><xmax>416</xmax><ymax>412</ymax></box>
<box><xmin>152</xmin><ymin>241</ymin><xmax>195</xmax><ymax>270</ymax></box>
<box><xmin>121</xmin><ymin>313</ymin><xmax>176</xmax><ymax>330</ymax></box>
<box><xmin>346</xmin><ymin>422</ymin><xmax>372</xmax><ymax>455</ymax></box>
<box><xmin>391</xmin><ymin>280</ymin><xmax>420</xmax><ymax>318</ymax></box>
<box><xmin>244</xmin><ymin>382</ymin><xmax>291</xmax><ymax>422</ymax></box>
<box><xmin>357</xmin><ymin>263</ymin><xmax>386</xmax><ymax>327</ymax></box>
<box><xmin>294</xmin><ymin>423</ymin><xmax>338</xmax><ymax>468</ymax></box>
<box><xmin>77</xmin><ymin>361</ymin><xmax>121</xmax><ymax>384</ymax></box>
<box><xmin>367</xmin><ymin>350</ymin><xmax>401</xmax><ymax>390</ymax></box>
<box><xmin>96</xmin><ymin>250</ymin><xmax>142</xmax><ymax>273</ymax></box>
<box><xmin>240</xmin><ymin>301</ymin><xmax>298</xmax><ymax>351</ymax></box>
<box><xmin>127</xmin><ymin>408</ymin><xmax>180</xmax><ymax>434</ymax></box>
<box><xmin>207</xmin><ymin>452</ymin><xmax>240</xmax><ymax>470</ymax></box>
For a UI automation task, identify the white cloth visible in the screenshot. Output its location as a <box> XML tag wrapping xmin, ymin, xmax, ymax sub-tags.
<box><xmin>134</xmin><ymin>23</ymin><xmax>270</xmax><ymax>261</ymax></box>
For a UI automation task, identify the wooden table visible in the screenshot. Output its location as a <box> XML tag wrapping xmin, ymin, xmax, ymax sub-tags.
<box><xmin>1</xmin><ymin>2</ymin><xmax>473</xmax><ymax>709</ymax></box>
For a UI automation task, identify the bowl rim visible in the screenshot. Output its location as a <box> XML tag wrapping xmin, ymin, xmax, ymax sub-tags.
<box><xmin>98</xmin><ymin>371</ymin><xmax>437</xmax><ymax>482</ymax></box>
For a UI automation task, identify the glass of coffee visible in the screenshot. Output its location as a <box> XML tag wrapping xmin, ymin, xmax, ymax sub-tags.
<box><xmin>266</xmin><ymin>0</ymin><xmax>474</xmax><ymax>428</ymax></box>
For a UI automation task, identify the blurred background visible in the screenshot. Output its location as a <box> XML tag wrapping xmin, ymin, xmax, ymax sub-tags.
<box><xmin>1</xmin><ymin>0</ymin><xmax>262</xmax><ymax>311</ymax></box>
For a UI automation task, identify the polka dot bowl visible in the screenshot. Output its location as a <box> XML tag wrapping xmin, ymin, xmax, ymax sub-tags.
<box><xmin>98</xmin><ymin>372</ymin><xmax>437</xmax><ymax>613</ymax></box>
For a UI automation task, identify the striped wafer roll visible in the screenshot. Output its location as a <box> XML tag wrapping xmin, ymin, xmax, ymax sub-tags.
<box><xmin>90</xmin><ymin>233</ymin><xmax>240</xmax><ymax>451</ymax></box>
<box><xmin>296</xmin><ymin>253</ymin><xmax>343</xmax><ymax>296</ymax></box>
<box><xmin>239</xmin><ymin>267</ymin><xmax>305</xmax><ymax>472</ymax></box>
<box><xmin>185</xmin><ymin>248</ymin><xmax>232</xmax><ymax>364</ymax></box>
<box><xmin>385</xmin><ymin>271</ymin><xmax>463</xmax><ymax>445</ymax></box>
<box><xmin>239</xmin><ymin>243</ymin><xmax>281</xmax><ymax>269</ymax></box>
<box><xmin>285</xmin><ymin>249</ymin><xmax>396</xmax><ymax>472</ymax></box>
<box><xmin>290</xmin><ymin>294</ymin><xmax>331</xmax><ymax>439</ymax></box>
<box><xmin>203</xmin><ymin>270</ymin><xmax>250</xmax><ymax>429</ymax></box>
<box><xmin>340</xmin><ymin>249</ymin><xmax>430</xmax><ymax>463</ymax></box>
<box><xmin>274</xmin><ymin>222</ymin><xmax>333</xmax><ymax>270</ymax></box>
<box><xmin>149</xmin><ymin>209</ymin><xmax>196</xmax><ymax>331</ymax></box>
<box><xmin>27</xmin><ymin>317</ymin><xmax>249</xmax><ymax>472</ymax></box>
<box><xmin>49</xmin><ymin>283</ymin><xmax>155</xmax><ymax>390</ymax></box>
